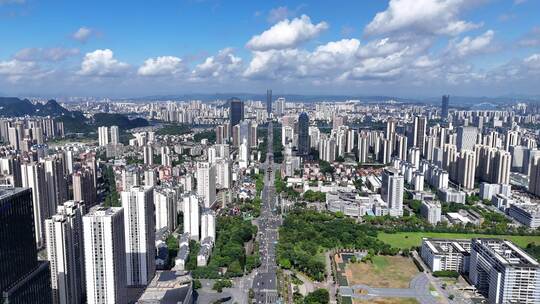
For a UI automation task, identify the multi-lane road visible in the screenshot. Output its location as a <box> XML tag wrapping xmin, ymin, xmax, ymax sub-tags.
<box><xmin>252</xmin><ymin>121</ymin><xmax>282</xmax><ymax>304</ymax></box>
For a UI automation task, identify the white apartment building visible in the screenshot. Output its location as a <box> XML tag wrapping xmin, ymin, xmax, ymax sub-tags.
<box><xmin>183</xmin><ymin>194</ymin><xmax>200</xmax><ymax>241</ymax></box>
<box><xmin>154</xmin><ymin>187</ymin><xmax>177</xmax><ymax>231</ymax></box>
<box><xmin>196</xmin><ymin>162</ymin><xmax>216</xmax><ymax>208</ymax></box>
<box><xmin>21</xmin><ymin>161</ymin><xmax>50</xmax><ymax>248</ymax></box>
<box><xmin>45</xmin><ymin>201</ymin><xmax>85</xmax><ymax>304</ymax></box>
<box><xmin>201</xmin><ymin>209</ymin><xmax>216</xmax><ymax>242</ymax></box>
<box><xmin>420</xmin><ymin>238</ymin><xmax>471</xmax><ymax>273</ymax></box>
<box><xmin>83</xmin><ymin>207</ymin><xmax>127</xmax><ymax>304</ymax></box>
<box><xmin>381</xmin><ymin>167</ymin><xmax>404</xmax><ymax>217</ymax></box>
<box><xmin>121</xmin><ymin>187</ymin><xmax>156</xmax><ymax>287</ymax></box>
<box><xmin>469</xmin><ymin>238</ymin><xmax>540</xmax><ymax>304</ymax></box>
<box><xmin>98</xmin><ymin>126</ymin><xmax>109</xmax><ymax>147</ymax></box>
<box><xmin>420</xmin><ymin>201</ymin><xmax>442</xmax><ymax>225</ymax></box>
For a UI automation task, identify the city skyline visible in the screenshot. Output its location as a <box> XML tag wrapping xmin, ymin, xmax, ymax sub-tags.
<box><xmin>0</xmin><ymin>0</ymin><xmax>539</xmax><ymax>97</ymax></box>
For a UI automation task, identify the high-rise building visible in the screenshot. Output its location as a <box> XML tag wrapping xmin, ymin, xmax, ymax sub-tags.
<box><xmin>297</xmin><ymin>112</ymin><xmax>310</xmax><ymax>156</ymax></box>
<box><xmin>381</xmin><ymin>167</ymin><xmax>404</xmax><ymax>216</ymax></box>
<box><xmin>44</xmin><ymin>156</ymin><xmax>68</xmax><ymax>214</ymax></box>
<box><xmin>386</xmin><ymin>118</ymin><xmax>396</xmax><ymax>140</ymax></box>
<box><xmin>83</xmin><ymin>207</ymin><xmax>127</xmax><ymax>304</ymax></box>
<box><xmin>441</xmin><ymin>95</ymin><xmax>450</xmax><ymax>119</ymax></box>
<box><xmin>319</xmin><ymin>137</ymin><xmax>336</xmax><ymax>162</ymax></box>
<box><xmin>201</xmin><ymin>209</ymin><xmax>216</xmax><ymax>242</ymax></box>
<box><xmin>154</xmin><ymin>187</ymin><xmax>177</xmax><ymax>231</ymax></box>
<box><xmin>98</xmin><ymin>126</ymin><xmax>109</xmax><ymax>147</ymax></box>
<box><xmin>110</xmin><ymin>126</ymin><xmax>119</xmax><ymax>145</ymax></box>
<box><xmin>215</xmin><ymin>158</ymin><xmax>232</xmax><ymax>189</ymax></box>
<box><xmin>457</xmin><ymin>126</ymin><xmax>478</xmax><ymax>152</ymax></box>
<box><xmin>530</xmin><ymin>153</ymin><xmax>540</xmax><ymax>197</ymax></box>
<box><xmin>358</xmin><ymin>133</ymin><xmax>369</xmax><ymax>163</ymax></box>
<box><xmin>276</xmin><ymin>98</ymin><xmax>286</xmax><ymax>116</ymax></box>
<box><xmin>266</xmin><ymin>89</ymin><xmax>272</xmax><ymax>115</ymax></box>
<box><xmin>121</xmin><ymin>187</ymin><xmax>156</xmax><ymax>286</ymax></box>
<box><xmin>457</xmin><ymin>150</ymin><xmax>476</xmax><ymax>190</ymax></box>
<box><xmin>413</xmin><ymin>116</ymin><xmax>427</xmax><ymax>154</ymax></box>
<box><xmin>73</xmin><ymin>168</ymin><xmax>97</xmax><ymax>206</ymax></box>
<box><xmin>1</xmin><ymin>187</ymin><xmax>53</xmax><ymax>304</ymax></box>
<box><xmin>196</xmin><ymin>162</ymin><xmax>216</xmax><ymax>208</ymax></box>
<box><xmin>183</xmin><ymin>194</ymin><xmax>200</xmax><ymax>241</ymax></box>
<box><xmin>21</xmin><ymin>161</ymin><xmax>50</xmax><ymax>248</ymax></box>
<box><xmin>143</xmin><ymin>145</ymin><xmax>154</xmax><ymax>165</ymax></box>
<box><xmin>396</xmin><ymin>134</ymin><xmax>408</xmax><ymax>160</ymax></box>
<box><xmin>45</xmin><ymin>201</ymin><xmax>86</xmax><ymax>304</ymax></box>
<box><xmin>492</xmin><ymin>150</ymin><xmax>511</xmax><ymax>185</ymax></box>
<box><xmin>229</xmin><ymin>97</ymin><xmax>244</xmax><ymax>127</ymax></box>
<box><xmin>469</xmin><ymin>238</ymin><xmax>540</xmax><ymax>304</ymax></box>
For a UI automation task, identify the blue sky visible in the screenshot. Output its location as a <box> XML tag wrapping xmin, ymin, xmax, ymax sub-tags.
<box><xmin>0</xmin><ymin>0</ymin><xmax>539</xmax><ymax>98</ymax></box>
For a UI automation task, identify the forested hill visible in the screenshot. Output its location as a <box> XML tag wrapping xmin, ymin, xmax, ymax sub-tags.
<box><xmin>0</xmin><ymin>97</ymin><xmax>149</xmax><ymax>133</ymax></box>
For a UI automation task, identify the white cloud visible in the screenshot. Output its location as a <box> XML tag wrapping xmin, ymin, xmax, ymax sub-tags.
<box><xmin>192</xmin><ymin>48</ymin><xmax>242</xmax><ymax>79</ymax></box>
<box><xmin>524</xmin><ymin>54</ymin><xmax>540</xmax><ymax>70</ymax></box>
<box><xmin>267</xmin><ymin>6</ymin><xmax>291</xmax><ymax>23</ymax></box>
<box><xmin>364</xmin><ymin>0</ymin><xmax>481</xmax><ymax>37</ymax></box>
<box><xmin>246</xmin><ymin>15</ymin><xmax>328</xmax><ymax>51</ymax></box>
<box><xmin>449</xmin><ymin>30</ymin><xmax>495</xmax><ymax>57</ymax></box>
<box><xmin>0</xmin><ymin>59</ymin><xmax>38</xmax><ymax>75</ymax></box>
<box><xmin>138</xmin><ymin>56</ymin><xmax>184</xmax><ymax>76</ymax></box>
<box><xmin>14</xmin><ymin>47</ymin><xmax>79</xmax><ymax>62</ymax></box>
<box><xmin>77</xmin><ymin>49</ymin><xmax>129</xmax><ymax>76</ymax></box>
<box><xmin>72</xmin><ymin>27</ymin><xmax>95</xmax><ymax>43</ymax></box>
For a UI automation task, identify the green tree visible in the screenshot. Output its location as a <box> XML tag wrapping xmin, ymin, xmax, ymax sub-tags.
<box><xmin>304</xmin><ymin>289</ymin><xmax>329</xmax><ymax>304</ymax></box>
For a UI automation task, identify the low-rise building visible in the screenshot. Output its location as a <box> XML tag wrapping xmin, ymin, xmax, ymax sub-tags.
<box><xmin>508</xmin><ymin>203</ymin><xmax>540</xmax><ymax>228</ymax></box>
<box><xmin>137</xmin><ymin>271</ymin><xmax>193</xmax><ymax>304</ymax></box>
<box><xmin>469</xmin><ymin>238</ymin><xmax>540</xmax><ymax>304</ymax></box>
<box><xmin>420</xmin><ymin>238</ymin><xmax>471</xmax><ymax>273</ymax></box>
<box><xmin>420</xmin><ymin>201</ymin><xmax>442</xmax><ymax>225</ymax></box>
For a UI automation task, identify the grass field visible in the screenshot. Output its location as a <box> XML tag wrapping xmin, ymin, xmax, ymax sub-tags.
<box><xmin>354</xmin><ymin>298</ymin><xmax>419</xmax><ymax>304</ymax></box>
<box><xmin>346</xmin><ymin>256</ymin><xmax>418</xmax><ymax>288</ymax></box>
<box><xmin>377</xmin><ymin>232</ymin><xmax>540</xmax><ymax>249</ymax></box>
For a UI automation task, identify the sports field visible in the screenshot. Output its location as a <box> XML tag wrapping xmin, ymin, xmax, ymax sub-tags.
<box><xmin>354</xmin><ymin>298</ymin><xmax>419</xmax><ymax>304</ymax></box>
<box><xmin>345</xmin><ymin>255</ymin><xmax>418</xmax><ymax>288</ymax></box>
<box><xmin>377</xmin><ymin>232</ymin><xmax>540</xmax><ymax>249</ymax></box>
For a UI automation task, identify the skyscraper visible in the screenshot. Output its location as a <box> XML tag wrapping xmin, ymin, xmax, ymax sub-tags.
<box><xmin>441</xmin><ymin>95</ymin><xmax>450</xmax><ymax>119</ymax></box>
<box><xmin>110</xmin><ymin>125</ymin><xmax>119</xmax><ymax>145</ymax></box>
<box><xmin>45</xmin><ymin>201</ymin><xmax>86</xmax><ymax>304</ymax></box>
<box><xmin>83</xmin><ymin>207</ymin><xmax>127</xmax><ymax>304</ymax></box>
<box><xmin>196</xmin><ymin>162</ymin><xmax>216</xmax><ymax>208</ymax></box>
<box><xmin>183</xmin><ymin>193</ymin><xmax>200</xmax><ymax>241</ymax></box>
<box><xmin>154</xmin><ymin>187</ymin><xmax>177</xmax><ymax>231</ymax></box>
<box><xmin>381</xmin><ymin>167</ymin><xmax>404</xmax><ymax>217</ymax></box>
<box><xmin>229</xmin><ymin>97</ymin><xmax>244</xmax><ymax>127</ymax></box>
<box><xmin>297</xmin><ymin>112</ymin><xmax>310</xmax><ymax>156</ymax></box>
<box><xmin>21</xmin><ymin>161</ymin><xmax>50</xmax><ymax>248</ymax></box>
<box><xmin>1</xmin><ymin>187</ymin><xmax>53</xmax><ymax>304</ymax></box>
<box><xmin>266</xmin><ymin>89</ymin><xmax>272</xmax><ymax>115</ymax></box>
<box><xmin>98</xmin><ymin>126</ymin><xmax>109</xmax><ymax>147</ymax></box>
<box><xmin>529</xmin><ymin>153</ymin><xmax>540</xmax><ymax>197</ymax></box>
<box><xmin>457</xmin><ymin>150</ymin><xmax>476</xmax><ymax>190</ymax></box>
<box><xmin>413</xmin><ymin>116</ymin><xmax>427</xmax><ymax>154</ymax></box>
<box><xmin>201</xmin><ymin>209</ymin><xmax>216</xmax><ymax>242</ymax></box>
<box><xmin>73</xmin><ymin>168</ymin><xmax>96</xmax><ymax>206</ymax></box>
<box><xmin>457</xmin><ymin>126</ymin><xmax>478</xmax><ymax>152</ymax></box>
<box><xmin>121</xmin><ymin>187</ymin><xmax>156</xmax><ymax>287</ymax></box>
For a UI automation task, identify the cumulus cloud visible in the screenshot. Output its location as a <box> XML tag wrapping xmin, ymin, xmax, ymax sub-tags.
<box><xmin>448</xmin><ymin>30</ymin><xmax>495</xmax><ymax>57</ymax></box>
<box><xmin>365</xmin><ymin>0</ymin><xmax>482</xmax><ymax>37</ymax></box>
<box><xmin>138</xmin><ymin>56</ymin><xmax>184</xmax><ymax>76</ymax></box>
<box><xmin>246</xmin><ymin>15</ymin><xmax>328</xmax><ymax>51</ymax></box>
<box><xmin>72</xmin><ymin>27</ymin><xmax>95</xmax><ymax>43</ymax></box>
<box><xmin>192</xmin><ymin>48</ymin><xmax>242</xmax><ymax>79</ymax></box>
<box><xmin>77</xmin><ymin>49</ymin><xmax>129</xmax><ymax>76</ymax></box>
<box><xmin>14</xmin><ymin>47</ymin><xmax>79</xmax><ymax>62</ymax></box>
<box><xmin>0</xmin><ymin>59</ymin><xmax>38</xmax><ymax>75</ymax></box>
